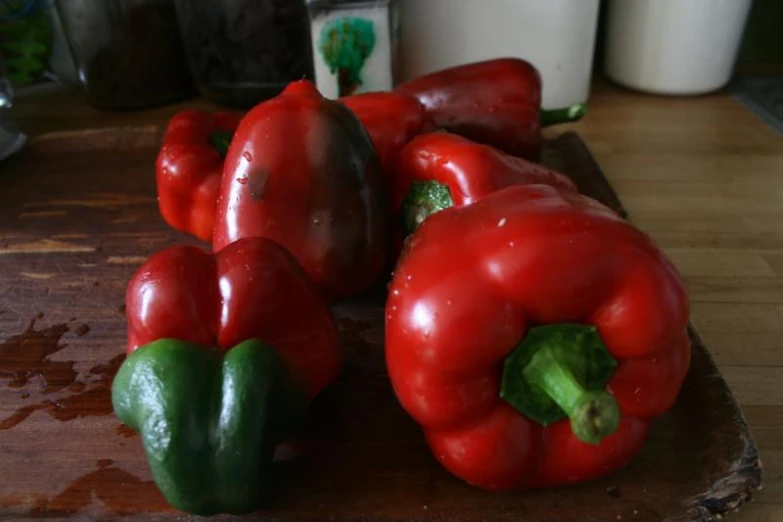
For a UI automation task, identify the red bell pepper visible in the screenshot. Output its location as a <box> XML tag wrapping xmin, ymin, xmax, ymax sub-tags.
<box><xmin>156</xmin><ymin>110</ymin><xmax>242</xmax><ymax>242</ymax></box>
<box><xmin>213</xmin><ymin>80</ymin><xmax>388</xmax><ymax>300</ymax></box>
<box><xmin>395</xmin><ymin>58</ymin><xmax>584</xmax><ymax>161</ymax></box>
<box><xmin>386</xmin><ymin>184</ymin><xmax>691</xmax><ymax>490</ymax></box>
<box><xmin>392</xmin><ymin>131</ymin><xmax>578</xmax><ymax>236</ymax></box>
<box><xmin>119</xmin><ymin>236</ymin><xmax>340</xmax><ymax>514</ymax></box>
<box><xmin>126</xmin><ymin>236</ymin><xmax>341</xmax><ymax>400</ymax></box>
<box><xmin>340</xmin><ymin>92</ymin><xmax>433</xmax><ymax>179</ymax></box>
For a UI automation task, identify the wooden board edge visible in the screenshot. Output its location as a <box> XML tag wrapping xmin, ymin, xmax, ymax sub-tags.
<box><xmin>683</xmin><ymin>328</ymin><xmax>764</xmax><ymax>522</ymax></box>
<box><xmin>547</xmin><ymin>131</ymin><xmax>765</xmax><ymax>521</ymax></box>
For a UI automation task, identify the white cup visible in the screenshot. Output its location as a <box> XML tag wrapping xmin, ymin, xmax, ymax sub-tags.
<box><xmin>604</xmin><ymin>0</ymin><xmax>754</xmax><ymax>95</ymax></box>
<box><xmin>398</xmin><ymin>0</ymin><xmax>601</xmax><ymax>110</ymax></box>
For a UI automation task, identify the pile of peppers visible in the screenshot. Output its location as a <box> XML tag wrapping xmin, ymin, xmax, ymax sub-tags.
<box><xmin>113</xmin><ymin>58</ymin><xmax>691</xmax><ymax>515</ymax></box>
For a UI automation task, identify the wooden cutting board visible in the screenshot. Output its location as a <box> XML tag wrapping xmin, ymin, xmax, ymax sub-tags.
<box><xmin>0</xmin><ymin>128</ymin><xmax>762</xmax><ymax>521</ymax></box>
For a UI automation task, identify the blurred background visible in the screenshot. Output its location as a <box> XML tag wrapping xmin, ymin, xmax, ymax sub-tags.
<box><xmin>1</xmin><ymin>0</ymin><xmax>782</xmax><ymax>152</ymax></box>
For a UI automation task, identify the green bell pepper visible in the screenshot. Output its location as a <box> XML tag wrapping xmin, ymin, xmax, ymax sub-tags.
<box><xmin>112</xmin><ymin>338</ymin><xmax>308</xmax><ymax>515</ymax></box>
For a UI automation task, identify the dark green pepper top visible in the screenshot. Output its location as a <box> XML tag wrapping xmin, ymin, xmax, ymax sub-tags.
<box><xmin>112</xmin><ymin>338</ymin><xmax>307</xmax><ymax>515</ymax></box>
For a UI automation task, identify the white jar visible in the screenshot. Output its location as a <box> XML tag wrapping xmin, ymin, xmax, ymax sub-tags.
<box><xmin>398</xmin><ymin>0</ymin><xmax>601</xmax><ymax>110</ymax></box>
<box><xmin>604</xmin><ymin>0</ymin><xmax>754</xmax><ymax>95</ymax></box>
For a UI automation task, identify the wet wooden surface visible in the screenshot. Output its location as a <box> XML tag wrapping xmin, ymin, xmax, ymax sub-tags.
<box><xmin>1</xmin><ymin>83</ymin><xmax>778</xmax><ymax>521</ymax></box>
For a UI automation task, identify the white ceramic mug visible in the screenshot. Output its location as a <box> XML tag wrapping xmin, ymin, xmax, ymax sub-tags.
<box><xmin>398</xmin><ymin>0</ymin><xmax>601</xmax><ymax>110</ymax></box>
<box><xmin>604</xmin><ymin>0</ymin><xmax>754</xmax><ymax>95</ymax></box>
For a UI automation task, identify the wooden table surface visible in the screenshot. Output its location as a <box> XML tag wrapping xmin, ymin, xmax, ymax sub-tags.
<box><xmin>565</xmin><ymin>81</ymin><xmax>783</xmax><ymax>522</ymax></box>
<box><xmin>6</xmin><ymin>79</ymin><xmax>783</xmax><ymax>521</ymax></box>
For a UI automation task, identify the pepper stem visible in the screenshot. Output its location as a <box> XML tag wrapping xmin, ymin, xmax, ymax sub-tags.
<box><xmin>499</xmin><ymin>323</ymin><xmax>619</xmax><ymax>445</ymax></box>
<box><xmin>208</xmin><ymin>130</ymin><xmax>233</xmax><ymax>158</ymax></box>
<box><xmin>400</xmin><ymin>180</ymin><xmax>454</xmax><ymax>235</ymax></box>
<box><xmin>522</xmin><ymin>345</ymin><xmax>619</xmax><ymax>445</ymax></box>
<box><xmin>540</xmin><ymin>103</ymin><xmax>587</xmax><ymax>127</ymax></box>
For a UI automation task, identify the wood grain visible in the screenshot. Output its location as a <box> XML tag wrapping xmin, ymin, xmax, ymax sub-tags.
<box><xmin>557</xmin><ymin>81</ymin><xmax>783</xmax><ymax>522</ymax></box>
<box><xmin>2</xmin><ymin>81</ymin><xmax>780</xmax><ymax>521</ymax></box>
<box><xmin>0</xmin><ymin>128</ymin><xmax>759</xmax><ymax>521</ymax></box>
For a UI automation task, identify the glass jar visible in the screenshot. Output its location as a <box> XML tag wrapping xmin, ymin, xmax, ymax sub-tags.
<box><xmin>55</xmin><ymin>0</ymin><xmax>196</xmax><ymax>110</ymax></box>
<box><xmin>0</xmin><ymin>57</ymin><xmax>26</xmax><ymax>162</ymax></box>
<box><xmin>173</xmin><ymin>0</ymin><xmax>315</xmax><ymax>108</ymax></box>
<box><xmin>0</xmin><ymin>58</ymin><xmax>12</xmax><ymax>109</ymax></box>
<box><xmin>0</xmin><ymin>0</ymin><xmax>53</xmax><ymax>88</ymax></box>
<box><xmin>306</xmin><ymin>0</ymin><xmax>399</xmax><ymax>99</ymax></box>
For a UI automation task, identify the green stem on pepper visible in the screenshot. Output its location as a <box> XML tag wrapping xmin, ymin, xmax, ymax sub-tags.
<box><xmin>209</xmin><ymin>130</ymin><xmax>234</xmax><ymax>158</ymax></box>
<box><xmin>500</xmin><ymin>323</ymin><xmax>620</xmax><ymax>445</ymax></box>
<box><xmin>400</xmin><ymin>180</ymin><xmax>454</xmax><ymax>236</ymax></box>
<box><xmin>540</xmin><ymin>103</ymin><xmax>587</xmax><ymax>127</ymax></box>
<box><xmin>523</xmin><ymin>344</ymin><xmax>619</xmax><ymax>444</ymax></box>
